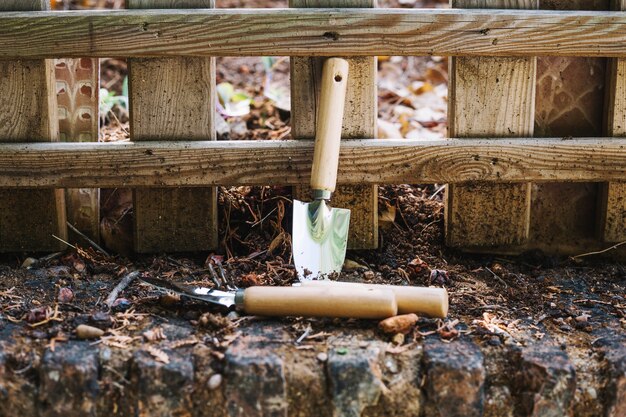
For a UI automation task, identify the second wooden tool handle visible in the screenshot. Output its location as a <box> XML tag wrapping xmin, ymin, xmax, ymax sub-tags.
<box><xmin>241</xmin><ymin>286</ymin><xmax>397</xmax><ymax>319</ymax></box>
<box><xmin>310</xmin><ymin>58</ymin><xmax>349</xmax><ymax>193</ymax></box>
<box><xmin>301</xmin><ymin>280</ymin><xmax>449</xmax><ymax>318</ymax></box>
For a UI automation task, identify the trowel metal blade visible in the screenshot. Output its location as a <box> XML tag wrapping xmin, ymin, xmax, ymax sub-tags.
<box><xmin>139</xmin><ymin>276</ymin><xmax>236</xmax><ymax>308</ymax></box>
<box><xmin>292</xmin><ymin>199</ymin><xmax>350</xmax><ymax>280</ymax></box>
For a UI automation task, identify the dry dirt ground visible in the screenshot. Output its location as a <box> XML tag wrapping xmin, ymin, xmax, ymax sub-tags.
<box><xmin>0</xmin><ymin>1</ymin><xmax>624</xmax><ymax>416</ymax></box>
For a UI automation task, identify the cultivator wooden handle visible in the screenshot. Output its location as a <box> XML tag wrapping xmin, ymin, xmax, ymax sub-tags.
<box><xmin>240</xmin><ymin>286</ymin><xmax>397</xmax><ymax>319</ymax></box>
<box><xmin>301</xmin><ymin>280</ymin><xmax>448</xmax><ymax>318</ymax></box>
<box><xmin>310</xmin><ymin>57</ymin><xmax>349</xmax><ymax>194</ymax></box>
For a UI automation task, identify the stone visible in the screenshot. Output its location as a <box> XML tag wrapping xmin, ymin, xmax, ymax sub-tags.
<box><xmin>513</xmin><ymin>341</ymin><xmax>576</xmax><ymax>417</ymax></box>
<box><xmin>208</xmin><ymin>373</ymin><xmax>223</xmax><ymax>391</ymax></box>
<box><xmin>39</xmin><ymin>343</ymin><xmax>99</xmax><ymax>417</ymax></box>
<box><xmin>224</xmin><ymin>350</ymin><xmax>287</xmax><ymax>417</ymax></box>
<box><xmin>75</xmin><ymin>324</ymin><xmax>104</xmax><ymax>339</ymax></box>
<box><xmin>423</xmin><ymin>338</ymin><xmax>485</xmax><ymax>417</ymax></box>
<box><xmin>327</xmin><ymin>345</ymin><xmax>385</xmax><ymax>417</ymax></box>
<box><xmin>130</xmin><ymin>348</ymin><xmax>194</xmax><ymax>417</ymax></box>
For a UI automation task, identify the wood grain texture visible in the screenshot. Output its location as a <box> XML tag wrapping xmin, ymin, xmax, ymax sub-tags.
<box><xmin>4</xmin><ymin>9</ymin><xmax>626</xmax><ymax>59</ymax></box>
<box><xmin>0</xmin><ymin>138</ymin><xmax>624</xmax><ymax>188</ymax></box>
<box><xmin>601</xmin><ymin>0</ymin><xmax>626</xmax><ymax>242</ymax></box>
<box><xmin>128</xmin><ymin>0</ymin><xmax>217</xmax><ymax>253</ymax></box>
<box><xmin>446</xmin><ymin>0</ymin><xmax>537</xmax><ymax>249</ymax></box>
<box><xmin>0</xmin><ymin>0</ymin><xmax>66</xmax><ymax>252</ymax></box>
<box><xmin>241</xmin><ymin>286</ymin><xmax>397</xmax><ymax>319</ymax></box>
<box><xmin>291</xmin><ymin>0</ymin><xmax>378</xmax><ymax>250</ymax></box>
<box><xmin>55</xmin><ymin>57</ymin><xmax>101</xmax><ymax>243</ymax></box>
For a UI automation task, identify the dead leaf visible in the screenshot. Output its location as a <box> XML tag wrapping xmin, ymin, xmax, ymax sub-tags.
<box><xmin>268</xmin><ymin>231</ymin><xmax>285</xmax><ymax>254</ymax></box>
<box><xmin>378</xmin><ymin>201</ymin><xmax>396</xmax><ymax>225</ymax></box>
<box><xmin>377</xmin><ymin>119</ymin><xmax>402</xmax><ymax>139</ymax></box>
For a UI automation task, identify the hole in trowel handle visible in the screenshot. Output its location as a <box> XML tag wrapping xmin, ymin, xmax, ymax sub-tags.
<box><xmin>334</xmin><ymin>74</ymin><xmax>343</xmax><ymax>82</ymax></box>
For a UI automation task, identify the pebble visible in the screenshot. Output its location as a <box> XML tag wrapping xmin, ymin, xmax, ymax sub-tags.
<box><xmin>586</xmin><ymin>387</ymin><xmax>597</xmax><ymax>400</ymax></box>
<box><xmin>391</xmin><ymin>333</ymin><xmax>405</xmax><ymax>345</ymax></box>
<box><xmin>317</xmin><ymin>352</ymin><xmax>328</xmax><ymax>362</ymax></box>
<box><xmin>227</xmin><ymin>311</ymin><xmax>240</xmax><ymax>320</ymax></box>
<box><xmin>363</xmin><ymin>270</ymin><xmax>375</xmax><ymax>280</ymax></box>
<box><xmin>488</xmin><ymin>336</ymin><xmax>501</xmax><ymax>346</ymax></box>
<box><xmin>207</xmin><ymin>373</ymin><xmax>223</xmax><ymax>390</ymax></box>
<box><xmin>575</xmin><ymin>313</ymin><xmax>590</xmax><ymax>323</ymax></box>
<box><xmin>76</xmin><ymin>324</ymin><xmax>104</xmax><ymax>339</ymax></box>
<box><xmin>57</xmin><ymin>287</ymin><xmax>74</xmax><ymax>303</ymax></box>
<box><xmin>21</xmin><ymin>257</ymin><xmax>38</xmax><ymax>269</ymax></box>
<box><xmin>111</xmin><ymin>298</ymin><xmax>132</xmax><ymax>312</ymax></box>
<box><xmin>560</xmin><ymin>324</ymin><xmax>572</xmax><ymax>332</ymax></box>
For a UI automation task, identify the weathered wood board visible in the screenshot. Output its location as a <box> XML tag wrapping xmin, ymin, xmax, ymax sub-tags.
<box><xmin>1</xmin><ymin>138</ymin><xmax>625</xmax><ymax>188</ymax></box>
<box><xmin>600</xmin><ymin>0</ymin><xmax>626</xmax><ymax>243</ymax></box>
<box><xmin>0</xmin><ymin>0</ymin><xmax>66</xmax><ymax>252</ymax></box>
<box><xmin>446</xmin><ymin>0</ymin><xmax>536</xmax><ymax>249</ymax></box>
<box><xmin>128</xmin><ymin>0</ymin><xmax>217</xmax><ymax>253</ymax></box>
<box><xmin>55</xmin><ymin>57</ymin><xmax>100</xmax><ymax>244</ymax></box>
<box><xmin>290</xmin><ymin>0</ymin><xmax>378</xmax><ymax>249</ymax></box>
<box><xmin>6</xmin><ymin>9</ymin><xmax>626</xmax><ymax>59</ymax></box>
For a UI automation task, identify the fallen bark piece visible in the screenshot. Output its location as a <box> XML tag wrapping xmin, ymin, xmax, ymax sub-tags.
<box><xmin>379</xmin><ymin>313</ymin><xmax>419</xmax><ymax>334</ymax></box>
<box><xmin>75</xmin><ymin>324</ymin><xmax>104</xmax><ymax>339</ymax></box>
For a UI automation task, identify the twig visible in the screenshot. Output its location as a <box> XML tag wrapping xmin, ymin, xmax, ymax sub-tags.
<box><xmin>66</xmin><ymin>221</ymin><xmax>110</xmax><ymax>257</ymax></box>
<box><xmin>296</xmin><ymin>327</ymin><xmax>311</xmax><ymax>344</ymax></box>
<box><xmin>485</xmin><ymin>267</ymin><xmax>508</xmax><ymax>288</ymax></box>
<box><xmin>105</xmin><ymin>271</ymin><xmax>140</xmax><ymax>308</ymax></box>
<box><xmin>51</xmin><ymin>234</ymin><xmax>76</xmax><ymax>249</ymax></box>
<box><xmin>570</xmin><ymin>240</ymin><xmax>626</xmax><ymax>260</ymax></box>
<box><xmin>429</xmin><ymin>184</ymin><xmax>446</xmax><ymax>200</ymax></box>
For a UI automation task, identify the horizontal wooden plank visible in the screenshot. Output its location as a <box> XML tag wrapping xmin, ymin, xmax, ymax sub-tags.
<box><xmin>2</xmin><ymin>9</ymin><xmax>626</xmax><ymax>58</ymax></box>
<box><xmin>0</xmin><ymin>138</ymin><xmax>623</xmax><ymax>187</ymax></box>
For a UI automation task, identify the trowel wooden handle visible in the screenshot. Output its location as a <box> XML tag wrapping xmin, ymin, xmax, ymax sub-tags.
<box><xmin>300</xmin><ymin>281</ymin><xmax>448</xmax><ymax>318</ymax></box>
<box><xmin>310</xmin><ymin>58</ymin><xmax>349</xmax><ymax>193</ymax></box>
<box><xmin>241</xmin><ymin>286</ymin><xmax>397</xmax><ymax>319</ymax></box>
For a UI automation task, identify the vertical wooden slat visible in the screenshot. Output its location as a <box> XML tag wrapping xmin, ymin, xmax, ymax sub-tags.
<box><xmin>290</xmin><ymin>0</ymin><xmax>378</xmax><ymax>250</ymax></box>
<box><xmin>445</xmin><ymin>0</ymin><xmax>537</xmax><ymax>249</ymax></box>
<box><xmin>0</xmin><ymin>0</ymin><xmax>66</xmax><ymax>252</ymax></box>
<box><xmin>600</xmin><ymin>0</ymin><xmax>626</xmax><ymax>242</ymax></box>
<box><xmin>128</xmin><ymin>0</ymin><xmax>217</xmax><ymax>253</ymax></box>
<box><xmin>55</xmin><ymin>57</ymin><xmax>101</xmax><ymax>243</ymax></box>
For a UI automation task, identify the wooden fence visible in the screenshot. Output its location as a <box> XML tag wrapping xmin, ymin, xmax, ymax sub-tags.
<box><xmin>0</xmin><ymin>0</ymin><xmax>625</xmax><ymax>256</ymax></box>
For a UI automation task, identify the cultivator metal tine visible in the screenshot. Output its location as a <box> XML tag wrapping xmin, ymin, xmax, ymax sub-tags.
<box><xmin>207</xmin><ymin>264</ymin><xmax>223</xmax><ymax>289</ymax></box>
<box><xmin>215</xmin><ymin>259</ymin><xmax>237</xmax><ymax>291</ymax></box>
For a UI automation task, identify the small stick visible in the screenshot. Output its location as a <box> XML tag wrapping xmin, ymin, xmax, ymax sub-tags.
<box><xmin>570</xmin><ymin>240</ymin><xmax>626</xmax><ymax>260</ymax></box>
<box><xmin>485</xmin><ymin>267</ymin><xmax>508</xmax><ymax>288</ymax></box>
<box><xmin>67</xmin><ymin>221</ymin><xmax>110</xmax><ymax>257</ymax></box>
<box><xmin>105</xmin><ymin>271</ymin><xmax>140</xmax><ymax>308</ymax></box>
<box><xmin>52</xmin><ymin>234</ymin><xmax>76</xmax><ymax>249</ymax></box>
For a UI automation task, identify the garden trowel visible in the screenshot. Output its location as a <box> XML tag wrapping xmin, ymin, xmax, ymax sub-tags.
<box><xmin>293</xmin><ymin>58</ymin><xmax>351</xmax><ymax>280</ymax></box>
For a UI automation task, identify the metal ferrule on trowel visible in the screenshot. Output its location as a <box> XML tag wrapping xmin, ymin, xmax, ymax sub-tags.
<box><xmin>293</xmin><ymin>58</ymin><xmax>351</xmax><ymax>280</ymax></box>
